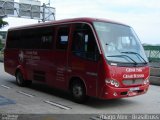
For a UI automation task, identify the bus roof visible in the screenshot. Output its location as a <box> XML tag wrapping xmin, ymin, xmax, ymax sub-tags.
<box><xmin>8</xmin><ymin>17</ymin><xmax>129</xmax><ymax>31</ymax></box>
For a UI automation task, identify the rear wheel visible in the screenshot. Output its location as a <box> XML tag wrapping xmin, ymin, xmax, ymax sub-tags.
<box><xmin>71</xmin><ymin>80</ymin><xmax>87</xmax><ymax>103</ymax></box>
<box><xmin>16</xmin><ymin>71</ymin><xmax>32</xmax><ymax>87</ymax></box>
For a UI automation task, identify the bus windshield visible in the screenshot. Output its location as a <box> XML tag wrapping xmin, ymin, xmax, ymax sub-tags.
<box><xmin>93</xmin><ymin>22</ymin><xmax>148</xmax><ymax>64</ymax></box>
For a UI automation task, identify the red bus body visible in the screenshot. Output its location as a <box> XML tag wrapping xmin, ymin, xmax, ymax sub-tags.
<box><xmin>4</xmin><ymin>18</ymin><xmax>149</xmax><ymax>101</ymax></box>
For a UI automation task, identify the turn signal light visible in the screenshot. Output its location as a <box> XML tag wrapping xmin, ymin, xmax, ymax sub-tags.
<box><xmin>144</xmin><ymin>79</ymin><xmax>149</xmax><ymax>85</ymax></box>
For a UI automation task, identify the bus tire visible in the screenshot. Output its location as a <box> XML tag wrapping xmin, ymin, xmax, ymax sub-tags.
<box><xmin>16</xmin><ymin>71</ymin><xmax>32</xmax><ymax>87</ymax></box>
<box><xmin>71</xmin><ymin>80</ymin><xmax>87</xmax><ymax>103</ymax></box>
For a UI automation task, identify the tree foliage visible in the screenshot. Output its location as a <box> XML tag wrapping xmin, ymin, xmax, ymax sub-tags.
<box><xmin>0</xmin><ymin>18</ymin><xmax>8</xmax><ymax>29</ymax></box>
<box><xmin>0</xmin><ymin>39</ymin><xmax>3</xmax><ymax>50</ymax></box>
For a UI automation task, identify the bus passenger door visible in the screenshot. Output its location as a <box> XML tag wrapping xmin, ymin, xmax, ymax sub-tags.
<box><xmin>54</xmin><ymin>26</ymin><xmax>70</xmax><ymax>89</ymax></box>
<box><xmin>68</xmin><ymin>23</ymin><xmax>100</xmax><ymax>97</ymax></box>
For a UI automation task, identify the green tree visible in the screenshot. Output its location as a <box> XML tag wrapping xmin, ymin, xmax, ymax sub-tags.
<box><xmin>0</xmin><ymin>18</ymin><xmax>8</xmax><ymax>50</ymax></box>
<box><xmin>0</xmin><ymin>39</ymin><xmax>3</xmax><ymax>50</ymax></box>
<box><xmin>0</xmin><ymin>18</ymin><xmax>8</xmax><ymax>29</ymax></box>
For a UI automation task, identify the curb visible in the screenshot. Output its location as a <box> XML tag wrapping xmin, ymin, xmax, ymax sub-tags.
<box><xmin>150</xmin><ymin>67</ymin><xmax>160</xmax><ymax>76</ymax></box>
<box><xmin>150</xmin><ymin>67</ymin><xmax>160</xmax><ymax>86</ymax></box>
<box><xmin>149</xmin><ymin>76</ymin><xmax>160</xmax><ymax>86</ymax></box>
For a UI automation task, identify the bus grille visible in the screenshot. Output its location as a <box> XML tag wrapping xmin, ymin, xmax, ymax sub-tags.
<box><xmin>122</xmin><ymin>79</ymin><xmax>143</xmax><ymax>85</ymax></box>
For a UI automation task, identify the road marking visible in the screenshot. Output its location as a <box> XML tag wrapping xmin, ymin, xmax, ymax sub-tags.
<box><xmin>17</xmin><ymin>91</ymin><xmax>34</xmax><ymax>98</ymax></box>
<box><xmin>44</xmin><ymin>100</ymin><xmax>71</xmax><ymax>110</ymax></box>
<box><xmin>1</xmin><ymin>85</ymin><xmax>11</xmax><ymax>89</ymax></box>
<box><xmin>90</xmin><ymin>116</ymin><xmax>101</xmax><ymax>120</ymax></box>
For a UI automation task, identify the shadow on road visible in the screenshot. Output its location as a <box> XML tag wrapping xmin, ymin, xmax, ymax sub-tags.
<box><xmin>84</xmin><ymin>98</ymin><xmax>137</xmax><ymax>109</ymax></box>
<box><xmin>6</xmin><ymin>79</ymin><xmax>138</xmax><ymax>109</ymax></box>
<box><xmin>8</xmin><ymin>80</ymin><xmax>73</xmax><ymax>100</ymax></box>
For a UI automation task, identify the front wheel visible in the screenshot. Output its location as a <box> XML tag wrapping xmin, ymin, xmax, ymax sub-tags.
<box><xmin>16</xmin><ymin>71</ymin><xmax>32</xmax><ymax>87</ymax></box>
<box><xmin>71</xmin><ymin>80</ymin><xmax>87</xmax><ymax>103</ymax></box>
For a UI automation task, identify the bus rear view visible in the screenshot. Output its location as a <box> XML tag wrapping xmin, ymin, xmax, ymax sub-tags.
<box><xmin>4</xmin><ymin>18</ymin><xmax>149</xmax><ymax>103</ymax></box>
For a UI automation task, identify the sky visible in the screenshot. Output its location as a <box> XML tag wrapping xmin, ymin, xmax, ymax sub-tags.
<box><xmin>1</xmin><ymin>0</ymin><xmax>160</xmax><ymax>44</ymax></box>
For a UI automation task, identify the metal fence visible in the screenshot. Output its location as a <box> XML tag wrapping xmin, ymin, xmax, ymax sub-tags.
<box><xmin>143</xmin><ymin>45</ymin><xmax>160</xmax><ymax>62</ymax></box>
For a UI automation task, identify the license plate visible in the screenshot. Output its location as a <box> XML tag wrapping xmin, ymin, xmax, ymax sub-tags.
<box><xmin>130</xmin><ymin>87</ymin><xmax>140</xmax><ymax>91</ymax></box>
<box><xmin>128</xmin><ymin>91</ymin><xmax>137</xmax><ymax>96</ymax></box>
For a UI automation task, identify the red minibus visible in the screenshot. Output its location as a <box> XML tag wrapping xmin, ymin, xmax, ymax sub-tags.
<box><xmin>4</xmin><ymin>18</ymin><xmax>149</xmax><ymax>103</ymax></box>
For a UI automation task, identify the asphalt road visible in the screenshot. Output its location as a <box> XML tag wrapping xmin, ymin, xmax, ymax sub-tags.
<box><xmin>0</xmin><ymin>62</ymin><xmax>160</xmax><ymax>119</ymax></box>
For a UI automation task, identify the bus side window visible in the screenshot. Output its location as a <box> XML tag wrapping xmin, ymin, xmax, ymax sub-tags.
<box><xmin>72</xmin><ymin>32</ymin><xmax>85</xmax><ymax>57</ymax></box>
<box><xmin>72</xmin><ymin>23</ymin><xmax>99</xmax><ymax>61</ymax></box>
<box><xmin>7</xmin><ymin>30</ymin><xmax>20</xmax><ymax>49</ymax></box>
<box><xmin>40</xmin><ymin>27</ymin><xmax>54</xmax><ymax>49</ymax></box>
<box><xmin>56</xmin><ymin>26</ymin><xmax>69</xmax><ymax>50</ymax></box>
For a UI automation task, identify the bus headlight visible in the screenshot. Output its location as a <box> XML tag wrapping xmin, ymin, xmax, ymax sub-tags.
<box><xmin>144</xmin><ymin>79</ymin><xmax>149</xmax><ymax>85</ymax></box>
<box><xmin>105</xmin><ymin>79</ymin><xmax>120</xmax><ymax>87</ymax></box>
<box><xmin>111</xmin><ymin>80</ymin><xmax>115</xmax><ymax>85</ymax></box>
<box><xmin>115</xmin><ymin>82</ymin><xmax>120</xmax><ymax>87</ymax></box>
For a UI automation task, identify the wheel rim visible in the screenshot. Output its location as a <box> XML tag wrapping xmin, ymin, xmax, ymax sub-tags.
<box><xmin>17</xmin><ymin>73</ymin><xmax>23</xmax><ymax>85</ymax></box>
<box><xmin>72</xmin><ymin>84</ymin><xmax>83</xmax><ymax>98</ymax></box>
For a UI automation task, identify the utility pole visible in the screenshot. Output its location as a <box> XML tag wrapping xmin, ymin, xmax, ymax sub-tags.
<box><xmin>42</xmin><ymin>3</ymin><xmax>45</xmax><ymax>22</ymax></box>
<box><xmin>48</xmin><ymin>0</ymin><xmax>50</xmax><ymax>6</ymax></box>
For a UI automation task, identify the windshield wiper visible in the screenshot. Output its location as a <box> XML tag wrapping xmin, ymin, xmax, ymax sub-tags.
<box><xmin>107</xmin><ymin>55</ymin><xmax>137</xmax><ymax>65</ymax></box>
<box><xmin>121</xmin><ymin>51</ymin><xmax>147</xmax><ymax>64</ymax></box>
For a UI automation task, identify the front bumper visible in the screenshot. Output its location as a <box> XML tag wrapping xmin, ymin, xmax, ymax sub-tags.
<box><xmin>100</xmin><ymin>84</ymin><xmax>149</xmax><ymax>99</ymax></box>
